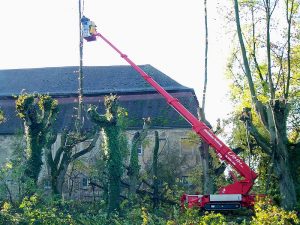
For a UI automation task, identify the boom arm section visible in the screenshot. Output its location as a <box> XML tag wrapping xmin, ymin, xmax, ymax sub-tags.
<box><xmin>95</xmin><ymin>32</ymin><xmax>257</xmax><ymax>195</ymax></box>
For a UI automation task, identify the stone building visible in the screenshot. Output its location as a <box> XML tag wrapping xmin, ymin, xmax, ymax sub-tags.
<box><xmin>0</xmin><ymin>65</ymin><xmax>200</xmax><ymax>198</ymax></box>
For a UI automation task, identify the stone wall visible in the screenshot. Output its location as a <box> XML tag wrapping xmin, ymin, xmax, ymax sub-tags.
<box><xmin>0</xmin><ymin>135</ymin><xmax>23</xmax><ymax>166</ymax></box>
<box><xmin>0</xmin><ymin>128</ymin><xmax>200</xmax><ymax>200</ymax></box>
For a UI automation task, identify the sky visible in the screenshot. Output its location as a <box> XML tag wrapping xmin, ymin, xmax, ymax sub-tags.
<box><xmin>0</xmin><ymin>0</ymin><xmax>233</xmax><ymax>125</ymax></box>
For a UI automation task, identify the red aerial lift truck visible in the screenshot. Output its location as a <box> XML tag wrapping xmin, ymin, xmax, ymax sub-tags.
<box><xmin>81</xmin><ymin>17</ymin><xmax>258</xmax><ymax>210</ymax></box>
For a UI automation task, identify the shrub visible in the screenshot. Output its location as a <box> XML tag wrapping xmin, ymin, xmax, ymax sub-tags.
<box><xmin>199</xmin><ymin>211</ymin><xmax>226</xmax><ymax>225</ymax></box>
<box><xmin>0</xmin><ymin>195</ymin><xmax>76</xmax><ymax>225</ymax></box>
<box><xmin>167</xmin><ymin>207</ymin><xmax>226</xmax><ymax>225</ymax></box>
<box><xmin>251</xmin><ymin>199</ymin><xmax>300</xmax><ymax>225</ymax></box>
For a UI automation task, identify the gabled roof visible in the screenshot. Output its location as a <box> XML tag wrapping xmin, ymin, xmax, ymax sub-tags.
<box><xmin>0</xmin><ymin>65</ymin><xmax>199</xmax><ymax>134</ymax></box>
<box><xmin>0</xmin><ymin>65</ymin><xmax>192</xmax><ymax>97</ymax></box>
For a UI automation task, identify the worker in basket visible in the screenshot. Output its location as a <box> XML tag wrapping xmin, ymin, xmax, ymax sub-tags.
<box><xmin>81</xmin><ymin>16</ymin><xmax>98</xmax><ymax>42</ymax></box>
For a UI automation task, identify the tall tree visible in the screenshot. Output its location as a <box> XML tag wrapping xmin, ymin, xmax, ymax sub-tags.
<box><xmin>44</xmin><ymin>0</ymin><xmax>100</xmax><ymax>196</ymax></box>
<box><xmin>45</xmin><ymin>127</ymin><xmax>99</xmax><ymax>196</ymax></box>
<box><xmin>88</xmin><ymin>94</ymin><xmax>123</xmax><ymax>214</ymax></box>
<box><xmin>202</xmin><ymin>0</ymin><xmax>209</xmax><ymax>112</ymax></box>
<box><xmin>128</xmin><ymin>117</ymin><xmax>150</xmax><ymax>197</ymax></box>
<box><xmin>76</xmin><ymin>0</ymin><xmax>84</xmax><ymax>133</ymax></box>
<box><xmin>198</xmin><ymin>0</ymin><xmax>215</xmax><ymax>194</ymax></box>
<box><xmin>232</xmin><ymin>0</ymin><xmax>299</xmax><ymax>209</ymax></box>
<box><xmin>16</xmin><ymin>94</ymin><xmax>58</xmax><ymax>184</ymax></box>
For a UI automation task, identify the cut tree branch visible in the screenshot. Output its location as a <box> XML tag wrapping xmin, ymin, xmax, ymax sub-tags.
<box><xmin>89</xmin><ymin>181</ymin><xmax>177</xmax><ymax>205</ymax></box>
<box><xmin>71</xmin><ymin>128</ymin><xmax>100</xmax><ymax>160</ymax></box>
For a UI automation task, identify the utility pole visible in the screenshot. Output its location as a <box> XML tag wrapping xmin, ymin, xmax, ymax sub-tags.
<box><xmin>77</xmin><ymin>0</ymin><xmax>84</xmax><ymax>132</ymax></box>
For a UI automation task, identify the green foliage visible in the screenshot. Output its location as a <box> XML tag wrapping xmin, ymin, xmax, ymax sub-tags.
<box><xmin>152</xmin><ymin>131</ymin><xmax>159</xmax><ymax>208</ymax></box>
<box><xmin>106</xmin><ymin>125</ymin><xmax>122</xmax><ymax>213</ymax></box>
<box><xmin>15</xmin><ymin>93</ymin><xmax>58</xmax><ymax>125</ymax></box>
<box><xmin>0</xmin><ymin>195</ymin><xmax>75</xmax><ymax>225</ymax></box>
<box><xmin>0</xmin><ymin>132</ymin><xmax>37</xmax><ymax>202</ymax></box>
<box><xmin>15</xmin><ymin>94</ymin><xmax>59</xmax><ymax>184</ymax></box>
<box><xmin>166</xmin><ymin>207</ymin><xmax>226</xmax><ymax>225</ymax></box>
<box><xmin>37</xmin><ymin>94</ymin><xmax>58</xmax><ymax>112</ymax></box>
<box><xmin>15</xmin><ymin>94</ymin><xmax>35</xmax><ymax>119</ymax></box>
<box><xmin>223</xmin><ymin>112</ymin><xmax>280</xmax><ymax>196</ymax></box>
<box><xmin>183</xmin><ymin>129</ymin><xmax>226</xmax><ymax>194</ymax></box>
<box><xmin>89</xmin><ymin>94</ymin><xmax>126</xmax><ymax>214</ymax></box>
<box><xmin>0</xmin><ymin>201</ymin><xmax>21</xmax><ymax>225</ymax></box>
<box><xmin>289</xmin><ymin>142</ymin><xmax>300</xmax><ymax>205</ymax></box>
<box><xmin>1</xmin><ymin>193</ymin><xmax>300</xmax><ymax>225</ymax></box>
<box><xmin>0</xmin><ymin>108</ymin><xmax>4</xmax><ymax>123</ymax></box>
<box><xmin>251</xmin><ymin>198</ymin><xmax>300</xmax><ymax>225</ymax></box>
<box><xmin>129</xmin><ymin>134</ymin><xmax>141</xmax><ymax>175</ymax></box>
<box><xmin>227</xmin><ymin>1</ymin><xmax>300</xmax><ymax>208</ymax></box>
<box><xmin>186</xmin><ymin>165</ymin><xmax>203</xmax><ymax>193</ymax></box>
<box><xmin>19</xmin><ymin>195</ymin><xmax>74</xmax><ymax>224</ymax></box>
<box><xmin>199</xmin><ymin>211</ymin><xmax>227</xmax><ymax>225</ymax></box>
<box><xmin>75</xmin><ymin>202</ymin><xmax>167</xmax><ymax>225</ymax></box>
<box><xmin>151</xmin><ymin>150</ymin><xmax>186</xmax><ymax>191</ymax></box>
<box><xmin>117</xmin><ymin>109</ymin><xmax>130</xmax><ymax>158</ymax></box>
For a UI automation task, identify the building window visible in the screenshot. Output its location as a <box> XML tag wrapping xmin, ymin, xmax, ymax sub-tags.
<box><xmin>82</xmin><ymin>177</ymin><xmax>89</xmax><ymax>189</ymax></box>
<box><xmin>159</xmin><ymin>137</ymin><xmax>167</xmax><ymax>142</ymax></box>
<box><xmin>44</xmin><ymin>180</ymin><xmax>51</xmax><ymax>190</ymax></box>
<box><xmin>137</xmin><ymin>145</ymin><xmax>143</xmax><ymax>155</ymax></box>
<box><xmin>180</xmin><ymin>137</ymin><xmax>195</xmax><ymax>156</ymax></box>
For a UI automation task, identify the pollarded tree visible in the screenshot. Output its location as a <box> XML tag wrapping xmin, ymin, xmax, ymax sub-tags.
<box><xmin>128</xmin><ymin>117</ymin><xmax>151</xmax><ymax>197</ymax></box>
<box><xmin>152</xmin><ymin>130</ymin><xmax>160</xmax><ymax>209</ymax></box>
<box><xmin>88</xmin><ymin>94</ymin><xmax>124</xmax><ymax>214</ymax></box>
<box><xmin>16</xmin><ymin>94</ymin><xmax>58</xmax><ymax>184</ymax></box>
<box><xmin>231</xmin><ymin>0</ymin><xmax>300</xmax><ymax>209</ymax></box>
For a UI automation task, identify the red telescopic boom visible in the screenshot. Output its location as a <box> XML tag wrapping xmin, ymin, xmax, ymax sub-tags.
<box><xmin>92</xmin><ymin>31</ymin><xmax>257</xmax><ymax>195</ymax></box>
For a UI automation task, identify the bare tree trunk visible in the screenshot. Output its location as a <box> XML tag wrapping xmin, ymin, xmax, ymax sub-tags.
<box><xmin>202</xmin><ymin>0</ymin><xmax>208</xmax><ymax>111</ymax></box>
<box><xmin>197</xmin><ymin>0</ymin><xmax>215</xmax><ymax>194</ymax></box>
<box><xmin>56</xmin><ymin>162</ymin><xmax>69</xmax><ymax>195</ymax></box>
<box><xmin>265</xmin><ymin>0</ymin><xmax>275</xmax><ymax>100</ymax></box>
<box><xmin>199</xmin><ymin>142</ymin><xmax>215</xmax><ymax>194</ymax></box>
<box><xmin>269</xmin><ymin>102</ymin><xmax>297</xmax><ymax>209</ymax></box>
<box><xmin>3</xmin><ymin>182</ymin><xmax>13</xmax><ymax>204</ymax></box>
<box><xmin>198</xmin><ymin>107</ymin><xmax>215</xmax><ymax>194</ymax></box>
<box><xmin>76</xmin><ymin>0</ymin><xmax>84</xmax><ymax>133</ymax></box>
<box><xmin>273</xmin><ymin>145</ymin><xmax>297</xmax><ymax>209</ymax></box>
